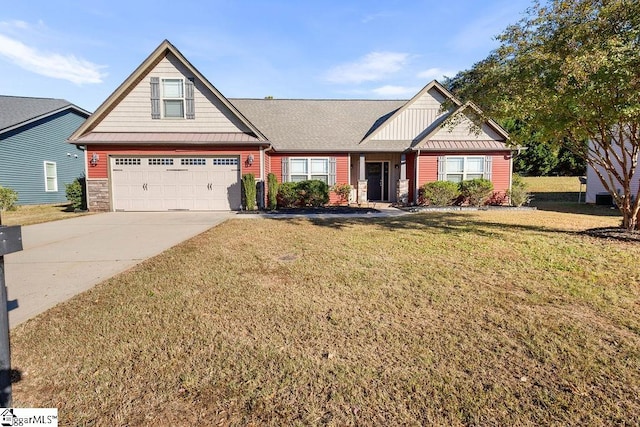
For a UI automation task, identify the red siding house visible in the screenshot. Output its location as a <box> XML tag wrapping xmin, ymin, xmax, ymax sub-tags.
<box><xmin>69</xmin><ymin>40</ymin><xmax>513</xmax><ymax>211</ymax></box>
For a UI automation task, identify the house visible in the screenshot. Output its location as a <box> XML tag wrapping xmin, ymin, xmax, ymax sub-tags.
<box><xmin>69</xmin><ymin>40</ymin><xmax>513</xmax><ymax>211</ymax></box>
<box><xmin>585</xmin><ymin>142</ymin><xmax>640</xmax><ymax>205</ymax></box>
<box><xmin>0</xmin><ymin>96</ymin><xmax>90</xmax><ymax>205</ymax></box>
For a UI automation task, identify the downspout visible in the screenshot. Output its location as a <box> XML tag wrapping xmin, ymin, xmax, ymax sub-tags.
<box><xmin>259</xmin><ymin>145</ymin><xmax>265</xmax><ymax>182</ymax></box>
<box><xmin>415</xmin><ymin>149</ymin><xmax>421</xmax><ymax>204</ymax></box>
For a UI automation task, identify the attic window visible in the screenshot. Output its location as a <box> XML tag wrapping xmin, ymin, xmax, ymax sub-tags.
<box><xmin>162</xmin><ymin>79</ymin><xmax>184</xmax><ymax>118</ymax></box>
<box><xmin>150</xmin><ymin>77</ymin><xmax>195</xmax><ymax>119</ymax></box>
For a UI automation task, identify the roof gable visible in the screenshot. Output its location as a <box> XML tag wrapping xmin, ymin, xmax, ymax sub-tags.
<box><xmin>414</xmin><ymin>102</ymin><xmax>510</xmax><ymax>151</ymax></box>
<box><xmin>0</xmin><ymin>96</ymin><xmax>89</xmax><ymax>134</ymax></box>
<box><xmin>69</xmin><ymin>40</ymin><xmax>266</xmax><ymax>141</ymax></box>
<box><xmin>361</xmin><ymin>80</ymin><xmax>462</xmax><ymax>144</ymax></box>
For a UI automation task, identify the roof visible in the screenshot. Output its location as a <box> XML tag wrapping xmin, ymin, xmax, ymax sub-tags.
<box><xmin>420</xmin><ymin>140</ymin><xmax>510</xmax><ymax>151</ymax></box>
<box><xmin>230</xmin><ymin>98</ymin><xmax>406</xmax><ymax>152</ymax></box>
<box><xmin>0</xmin><ymin>96</ymin><xmax>90</xmax><ymax>134</ymax></box>
<box><xmin>69</xmin><ymin>39</ymin><xmax>267</xmax><ymax>142</ymax></box>
<box><xmin>73</xmin><ymin>132</ymin><xmax>263</xmax><ymax>144</ymax></box>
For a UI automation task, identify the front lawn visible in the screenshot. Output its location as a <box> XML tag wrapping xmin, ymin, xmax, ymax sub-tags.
<box><xmin>1</xmin><ymin>203</ymin><xmax>91</xmax><ymax>226</ymax></box>
<box><xmin>10</xmin><ymin>209</ymin><xmax>639</xmax><ymax>425</ymax></box>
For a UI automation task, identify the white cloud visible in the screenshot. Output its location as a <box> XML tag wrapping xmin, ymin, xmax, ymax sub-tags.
<box><xmin>371</xmin><ymin>85</ymin><xmax>419</xmax><ymax>97</ymax></box>
<box><xmin>416</xmin><ymin>67</ymin><xmax>458</xmax><ymax>82</ymax></box>
<box><xmin>361</xmin><ymin>12</ymin><xmax>394</xmax><ymax>24</ymax></box>
<box><xmin>0</xmin><ymin>33</ymin><xmax>106</xmax><ymax>84</ymax></box>
<box><xmin>325</xmin><ymin>51</ymin><xmax>410</xmax><ymax>84</ymax></box>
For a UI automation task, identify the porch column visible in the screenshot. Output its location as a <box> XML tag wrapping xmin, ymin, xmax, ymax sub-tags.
<box><xmin>397</xmin><ymin>153</ymin><xmax>409</xmax><ymax>205</ymax></box>
<box><xmin>358</xmin><ymin>153</ymin><xmax>367</xmax><ymax>204</ymax></box>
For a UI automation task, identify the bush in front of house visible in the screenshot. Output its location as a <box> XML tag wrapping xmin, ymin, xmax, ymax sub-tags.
<box><xmin>267</xmin><ymin>173</ymin><xmax>278</xmax><ymax>210</ymax></box>
<box><xmin>419</xmin><ymin>181</ymin><xmax>460</xmax><ymax>206</ymax></box>
<box><xmin>276</xmin><ymin>180</ymin><xmax>330</xmax><ymax>208</ymax></box>
<box><xmin>0</xmin><ymin>185</ymin><xmax>18</xmax><ymax>211</ymax></box>
<box><xmin>277</xmin><ymin>182</ymin><xmax>298</xmax><ymax>208</ymax></box>
<box><xmin>459</xmin><ymin>178</ymin><xmax>494</xmax><ymax>207</ymax></box>
<box><xmin>507</xmin><ymin>174</ymin><xmax>531</xmax><ymax>207</ymax></box>
<box><xmin>65</xmin><ymin>178</ymin><xmax>84</xmax><ymax>211</ymax></box>
<box><xmin>331</xmin><ymin>183</ymin><xmax>352</xmax><ymax>205</ymax></box>
<box><xmin>242</xmin><ymin>173</ymin><xmax>257</xmax><ymax>210</ymax></box>
<box><xmin>296</xmin><ymin>180</ymin><xmax>329</xmax><ymax>207</ymax></box>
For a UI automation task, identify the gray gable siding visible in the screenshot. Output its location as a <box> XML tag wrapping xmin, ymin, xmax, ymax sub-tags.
<box><xmin>0</xmin><ymin>110</ymin><xmax>87</xmax><ymax>205</ymax></box>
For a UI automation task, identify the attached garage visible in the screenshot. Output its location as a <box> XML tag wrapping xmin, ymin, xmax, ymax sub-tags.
<box><xmin>110</xmin><ymin>156</ymin><xmax>241</xmax><ymax>211</ymax></box>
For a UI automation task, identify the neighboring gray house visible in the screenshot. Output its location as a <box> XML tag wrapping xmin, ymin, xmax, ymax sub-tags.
<box><xmin>0</xmin><ymin>96</ymin><xmax>90</xmax><ymax>205</ymax></box>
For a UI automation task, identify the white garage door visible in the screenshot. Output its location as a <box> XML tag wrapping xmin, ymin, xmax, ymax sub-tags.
<box><xmin>111</xmin><ymin>156</ymin><xmax>241</xmax><ymax>211</ymax></box>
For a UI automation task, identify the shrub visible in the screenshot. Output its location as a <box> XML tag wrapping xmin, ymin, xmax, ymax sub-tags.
<box><xmin>276</xmin><ymin>180</ymin><xmax>330</xmax><ymax>208</ymax></box>
<box><xmin>332</xmin><ymin>183</ymin><xmax>352</xmax><ymax>205</ymax></box>
<box><xmin>419</xmin><ymin>181</ymin><xmax>460</xmax><ymax>206</ymax></box>
<box><xmin>241</xmin><ymin>173</ymin><xmax>257</xmax><ymax>210</ymax></box>
<box><xmin>507</xmin><ymin>174</ymin><xmax>531</xmax><ymax>207</ymax></box>
<box><xmin>487</xmin><ymin>191</ymin><xmax>509</xmax><ymax>206</ymax></box>
<box><xmin>296</xmin><ymin>180</ymin><xmax>329</xmax><ymax>207</ymax></box>
<box><xmin>277</xmin><ymin>182</ymin><xmax>298</xmax><ymax>208</ymax></box>
<box><xmin>459</xmin><ymin>178</ymin><xmax>494</xmax><ymax>207</ymax></box>
<box><xmin>65</xmin><ymin>178</ymin><xmax>84</xmax><ymax>210</ymax></box>
<box><xmin>266</xmin><ymin>173</ymin><xmax>278</xmax><ymax>210</ymax></box>
<box><xmin>0</xmin><ymin>185</ymin><xmax>18</xmax><ymax>211</ymax></box>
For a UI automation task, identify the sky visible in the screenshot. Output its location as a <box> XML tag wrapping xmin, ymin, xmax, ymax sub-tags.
<box><xmin>0</xmin><ymin>0</ymin><xmax>534</xmax><ymax>112</ymax></box>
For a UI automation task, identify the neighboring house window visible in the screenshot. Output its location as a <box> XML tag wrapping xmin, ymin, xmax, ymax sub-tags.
<box><xmin>150</xmin><ymin>77</ymin><xmax>195</xmax><ymax>119</ymax></box>
<box><xmin>162</xmin><ymin>78</ymin><xmax>185</xmax><ymax>118</ymax></box>
<box><xmin>282</xmin><ymin>157</ymin><xmax>336</xmax><ymax>185</ymax></box>
<box><xmin>439</xmin><ymin>156</ymin><xmax>492</xmax><ymax>182</ymax></box>
<box><xmin>44</xmin><ymin>161</ymin><xmax>57</xmax><ymax>192</ymax></box>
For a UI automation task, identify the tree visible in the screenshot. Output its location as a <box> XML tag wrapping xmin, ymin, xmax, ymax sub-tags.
<box><xmin>515</xmin><ymin>140</ymin><xmax>558</xmax><ymax>176</ymax></box>
<box><xmin>446</xmin><ymin>0</ymin><xmax>640</xmax><ymax>230</ymax></box>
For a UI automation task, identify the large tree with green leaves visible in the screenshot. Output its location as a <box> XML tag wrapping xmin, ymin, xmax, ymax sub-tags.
<box><xmin>446</xmin><ymin>0</ymin><xmax>640</xmax><ymax>230</ymax></box>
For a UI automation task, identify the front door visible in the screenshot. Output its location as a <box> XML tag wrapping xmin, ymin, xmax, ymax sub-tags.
<box><xmin>365</xmin><ymin>162</ymin><xmax>389</xmax><ymax>201</ymax></box>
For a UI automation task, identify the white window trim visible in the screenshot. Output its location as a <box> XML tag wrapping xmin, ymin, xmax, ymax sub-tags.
<box><xmin>44</xmin><ymin>161</ymin><xmax>58</xmax><ymax>192</ymax></box>
<box><xmin>288</xmin><ymin>157</ymin><xmax>330</xmax><ymax>182</ymax></box>
<box><xmin>161</xmin><ymin>77</ymin><xmax>185</xmax><ymax>119</ymax></box>
<box><xmin>445</xmin><ymin>156</ymin><xmax>485</xmax><ymax>182</ymax></box>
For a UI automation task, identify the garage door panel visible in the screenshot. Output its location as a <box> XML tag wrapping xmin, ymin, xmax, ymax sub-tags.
<box><xmin>111</xmin><ymin>156</ymin><xmax>241</xmax><ymax>211</ymax></box>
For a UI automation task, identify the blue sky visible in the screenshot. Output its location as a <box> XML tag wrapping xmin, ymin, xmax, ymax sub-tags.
<box><xmin>1</xmin><ymin>0</ymin><xmax>533</xmax><ymax>112</ymax></box>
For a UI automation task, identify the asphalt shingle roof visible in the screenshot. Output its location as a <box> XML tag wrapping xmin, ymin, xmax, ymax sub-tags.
<box><xmin>231</xmin><ymin>98</ymin><xmax>407</xmax><ymax>152</ymax></box>
<box><xmin>0</xmin><ymin>96</ymin><xmax>78</xmax><ymax>133</ymax></box>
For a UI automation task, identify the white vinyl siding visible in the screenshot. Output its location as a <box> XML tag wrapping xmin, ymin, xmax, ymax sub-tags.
<box><xmin>44</xmin><ymin>161</ymin><xmax>57</xmax><ymax>192</ymax></box>
<box><xmin>372</xmin><ymin>87</ymin><xmax>448</xmax><ymax>140</ymax></box>
<box><xmin>445</xmin><ymin>156</ymin><xmax>485</xmax><ymax>183</ymax></box>
<box><xmin>92</xmin><ymin>54</ymin><xmax>252</xmax><ymax>133</ymax></box>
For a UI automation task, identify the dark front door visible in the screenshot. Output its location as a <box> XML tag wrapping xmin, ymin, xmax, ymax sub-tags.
<box><xmin>365</xmin><ymin>162</ymin><xmax>389</xmax><ymax>201</ymax></box>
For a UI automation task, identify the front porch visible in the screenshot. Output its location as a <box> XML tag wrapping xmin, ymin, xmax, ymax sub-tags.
<box><xmin>349</xmin><ymin>152</ymin><xmax>413</xmax><ymax>205</ymax></box>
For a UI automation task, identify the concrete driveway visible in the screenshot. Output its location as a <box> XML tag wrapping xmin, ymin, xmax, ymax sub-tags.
<box><xmin>4</xmin><ymin>212</ymin><xmax>233</xmax><ymax>328</ymax></box>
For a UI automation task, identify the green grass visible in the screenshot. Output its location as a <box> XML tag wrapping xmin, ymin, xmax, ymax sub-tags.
<box><xmin>520</xmin><ymin>176</ymin><xmax>620</xmax><ymax>217</ymax></box>
<box><xmin>10</xmin><ymin>209</ymin><xmax>639</xmax><ymax>426</ymax></box>
<box><xmin>1</xmin><ymin>203</ymin><xmax>91</xmax><ymax>226</ymax></box>
<box><xmin>521</xmin><ymin>176</ymin><xmax>583</xmax><ymax>194</ymax></box>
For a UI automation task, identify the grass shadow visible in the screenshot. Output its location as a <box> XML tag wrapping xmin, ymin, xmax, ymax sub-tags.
<box><xmin>531</xmin><ymin>191</ymin><xmax>580</xmax><ymax>203</ymax></box>
<box><xmin>292</xmin><ymin>211</ymin><xmax>578</xmax><ymax>238</ymax></box>
<box><xmin>531</xmin><ymin>200</ymin><xmax>620</xmax><ymax>217</ymax></box>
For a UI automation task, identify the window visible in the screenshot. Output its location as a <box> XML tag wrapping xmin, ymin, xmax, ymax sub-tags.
<box><xmin>284</xmin><ymin>158</ymin><xmax>335</xmax><ymax>184</ymax></box>
<box><xmin>115</xmin><ymin>158</ymin><xmax>141</xmax><ymax>166</ymax></box>
<box><xmin>162</xmin><ymin>78</ymin><xmax>184</xmax><ymax>118</ymax></box>
<box><xmin>181</xmin><ymin>158</ymin><xmax>207</xmax><ymax>166</ymax></box>
<box><xmin>212</xmin><ymin>157</ymin><xmax>239</xmax><ymax>166</ymax></box>
<box><xmin>148</xmin><ymin>158</ymin><xmax>174</xmax><ymax>166</ymax></box>
<box><xmin>44</xmin><ymin>161</ymin><xmax>57</xmax><ymax>192</ymax></box>
<box><xmin>445</xmin><ymin>156</ymin><xmax>485</xmax><ymax>182</ymax></box>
